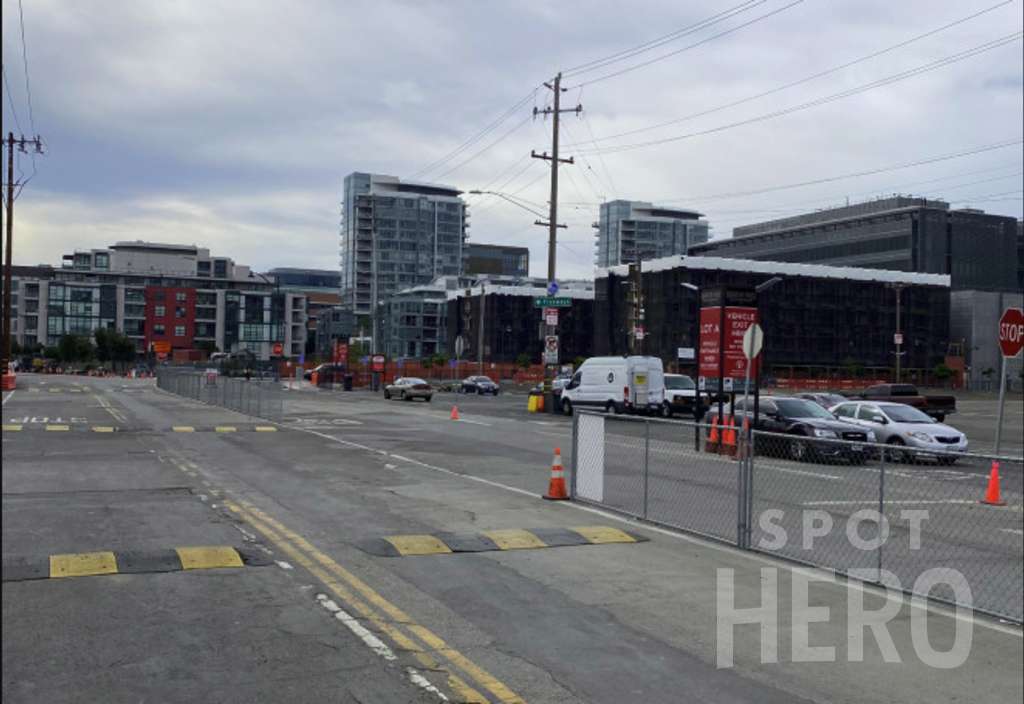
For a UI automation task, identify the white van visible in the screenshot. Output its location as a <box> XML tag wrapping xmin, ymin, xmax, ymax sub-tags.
<box><xmin>560</xmin><ymin>356</ymin><xmax>665</xmax><ymax>415</ymax></box>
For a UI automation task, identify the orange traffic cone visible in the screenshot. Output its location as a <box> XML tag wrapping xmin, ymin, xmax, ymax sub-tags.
<box><xmin>981</xmin><ymin>461</ymin><xmax>1006</xmax><ymax>506</ymax></box>
<box><xmin>707</xmin><ymin>416</ymin><xmax>721</xmax><ymax>453</ymax></box>
<box><xmin>722</xmin><ymin>416</ymin><xmax>738</xmax><ymax>457</ymax></box>
<box><xmin>543</xmin><ymin>447</ymin><xmax>569</xmax><ymax>500</ymax></box>
<box><xmin>450</xmin><ymin>405</ymin><xmax>459</xmax><ymax>420</ymax></box>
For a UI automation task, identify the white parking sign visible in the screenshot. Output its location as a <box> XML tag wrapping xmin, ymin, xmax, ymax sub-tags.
<box><xmin>544</xmin><ymin>335</ymin><xmax>559</xmax><ymax>364</ymax></box>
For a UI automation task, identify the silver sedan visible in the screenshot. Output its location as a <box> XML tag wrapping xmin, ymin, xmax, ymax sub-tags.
<box><xmin>830</xmin><ymin>400</ymin><xmax>968</xmax><ymax>464</ymax></box>
<box><xmin>383</xmin><ymin>377</ymin><xmax>433</xmax><ymax>402</ymax></box>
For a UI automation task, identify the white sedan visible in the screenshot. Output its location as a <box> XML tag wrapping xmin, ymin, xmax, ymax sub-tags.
<box><xmin>830</xmin><ymin>400</ymin><xmax>968</xmax><ymax>464</ymax></box>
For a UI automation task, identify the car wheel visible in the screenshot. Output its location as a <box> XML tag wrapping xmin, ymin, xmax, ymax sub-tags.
<box><xmin>886</xmin><ymin>437</ymin><xmax>910</xmax><ymax>463</ymax></box>
<box><xmin>425</xmin><ymin>395</ymin><xmax>432</xmax><ymax>403</ymax></box>
<box><xmin>402</xmin><ymin>391</ymin><xmax>409</xmax><ymax>401</ymax></box>
<box><xmin>788</xmin><ymin>437</ymin><xmax>810</xmax><ymax>462</ymax></box>
<box><xmin>607</xmin><ymin>401</ymin><xmax>622</xmax><ymax>415</ymax></box>
<box><xmin>383</xmin><ymin>389</ymin><xmax>391</xmax><ymax>400</ymax></box>
<box><xmin>661</xmin><ymin>403</ymin><xmax>673</xmax><ymax>418</ymax></box>
<box><xmin>561</xmin><ymin>398</ymin><xmax>573</xmax><ymax>416</ymax></box>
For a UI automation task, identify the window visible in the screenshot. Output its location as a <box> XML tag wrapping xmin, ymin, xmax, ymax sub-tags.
<box><xmin>834</xmin><ymin>404</ymin><xmax>856</xmax><ymax>418</ymax></box>
<box><xmin>153</xmin><ymin>324</ymin><xmax>166</xmax><ymax>335</ymax></box>
<box><xmin>175</xmin><ymin>306</ymin><xmax>186</xmax><ymax>318</ymax></box>
<box><xmin>174</xmin><ymin>326</ymin><xmax>186</xmax><ymax>337</ymax></box>
<box><xmin>154</xmin><ymin>306</ymin><xmax>166</xmax><ymax>317</ymax></box>
<box><xmin>154</xmin><ymin>291</ymin><xmax>166</xmax><ymax>302</ymax></box>
<box><xmin>176</xmin><ymin>292</ymin><xmax>187</xmax><ymax>302</ymax></box>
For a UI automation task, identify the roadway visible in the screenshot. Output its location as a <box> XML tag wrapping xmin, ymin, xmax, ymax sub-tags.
<box><xmin>2</xmin><ymin>375</ymin><xmax>1022</xmax><ymax>703</ymax></box>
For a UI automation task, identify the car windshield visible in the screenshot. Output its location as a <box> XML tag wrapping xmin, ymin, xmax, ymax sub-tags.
<box><xmin>776</xmin><ymin>398</ymin><xmax>837</xmax><ymax>419</ymax></box>
<box><xmin>665</xmin><ymin>376</ymin><xmax>695</xmax><ymax>390</ymax></box>
<box><xmin>403</xmin><ymin>378</ymin><xmax>427</xmax><ymax>385</ymax></box>
<box><xmin>881</xmin><ymin>404</ymin><xmax>934</xmax><ymax>423</ymax></box>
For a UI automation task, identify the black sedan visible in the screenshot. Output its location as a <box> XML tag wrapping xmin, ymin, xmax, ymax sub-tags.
<box><xmin>708</xmin><ymin>397</ymin><xmax>877</xmax><ymax>464</ymax></box>
<box><xmin>461</xmin><ymin>376</ymin><xmax>500</xmax><ymax>395</ymax></box>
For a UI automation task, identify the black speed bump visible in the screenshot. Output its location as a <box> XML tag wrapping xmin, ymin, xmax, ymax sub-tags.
<box><xmin>357</xmin><ymin>526</ymin><xmax>649</xmax><ymax>557</ymax></box>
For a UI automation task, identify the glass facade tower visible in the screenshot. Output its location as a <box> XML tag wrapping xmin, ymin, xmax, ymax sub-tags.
<box><xmin>596</xmin><ymin>200</ymin><xmax>709</xmax><ymax>268</ymax></box>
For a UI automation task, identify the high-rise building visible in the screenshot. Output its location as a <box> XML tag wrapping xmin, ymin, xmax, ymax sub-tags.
<box><xmin>340</xmin><ymin>173</ymin><xmax>468</xmax><ymax>317</ymax></box>
<box><xmin>596</xmin><ymin>200</ymin><xmax>709</xmax><ymax>268</ymax></box>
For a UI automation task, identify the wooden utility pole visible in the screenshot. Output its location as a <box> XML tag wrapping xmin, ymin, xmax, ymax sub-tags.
<box><xmin>2</xmin><ymin>133</ymin><xmax>43</xmax><ymax>377</ymax></box>
<box><xmin>532</xmin><ymin>73</ymin><xmax>581</xmax><ymax>412</ymax></box>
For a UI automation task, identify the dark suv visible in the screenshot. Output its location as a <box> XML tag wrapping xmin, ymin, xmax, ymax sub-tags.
<box><xmin>708</xmin><ymin>397</ymin><xmax>877</xmax><ymax>464</ymax></box>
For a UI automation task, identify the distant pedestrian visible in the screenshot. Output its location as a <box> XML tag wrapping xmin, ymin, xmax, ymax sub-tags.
<box><xmin>244</xmin><ymin>367</ymin><xmax>251</xmax><ymax>381</ymax></box>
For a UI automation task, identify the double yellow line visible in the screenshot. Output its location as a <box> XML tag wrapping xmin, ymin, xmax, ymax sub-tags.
<box><xmin>227</xmin><ymin>500</ymin><xmax>527</xmax><ymax>704</ymax></box>
<box><xmin>93</xmin><ymin>391</ymin><xmax>128</xmax><ymax>424</ymax></box>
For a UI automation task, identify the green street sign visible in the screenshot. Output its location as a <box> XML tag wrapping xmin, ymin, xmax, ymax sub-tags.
<box><xmin>534</xmin><ymin>296</ymin><xmax>572</xmax><ymax>308</ymax></box>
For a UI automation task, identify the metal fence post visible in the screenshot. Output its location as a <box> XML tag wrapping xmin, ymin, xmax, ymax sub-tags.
<box><xmin>570</xmin><ymin>412</ymin><xmax>579</xmax><ymax>498</ymax></box>
<box><xmin>878</xmin><ymin>454</ymin><xmax>885</xmax><ymax>575</ymax></box>
<box><xmin>644</xmin><ymin>418</ymin><xmax>650</xmax><ymax>519</ymax></box>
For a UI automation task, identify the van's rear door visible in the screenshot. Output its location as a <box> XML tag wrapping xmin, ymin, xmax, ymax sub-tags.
<box><xmin>631</xmin><ymin>360</ymin><xmax>650</xmax><ymax>408</ymax></box>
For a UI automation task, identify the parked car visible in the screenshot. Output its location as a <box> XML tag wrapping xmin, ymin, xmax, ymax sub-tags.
<box><xmin>304</xmin><ymin>363</ymin><xmax>345</xmax><ymax>381</ymax></box>
<box><xmin>707</xmin><ymin>396</ymin><xmax>876</xmax><ymax>464</ymax></box>
<box><xmin>531</xmin><ymin>378</ymin><xmax>570</xmax><ymax>397</ymax></box>
<box><xmin>830</xmin><ymin>400</ymin><xmax>968</xmax><ymax>464</ymax></box>
<box><xmin>797</xmin><ymin>392</ymin><xmax>849</xmax><ymax>409</ymax></box>
<box><xmin>662</xmin><ymin>373</ymin><xmax>706</xmax><ymax>418</ymax></box>
<box><xmin>461</xmin><ymin>376</ymin><xmax>500</xmax><ymax>395</ymax></box>
<box><xmin>384</xmin><ymin>377</ymin><xmax>433</xmax><ymax>402</ymax></box>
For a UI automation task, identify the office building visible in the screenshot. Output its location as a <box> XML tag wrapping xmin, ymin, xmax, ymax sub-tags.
<box><xmin>596</xmin><ymin>200</ymin><xmax>710</xmax><ymax>268</ymax></box>
<box><xmin>464</xmin><ymin>243</ymin><xmax>530</xmax><ymax>277</ymax></box>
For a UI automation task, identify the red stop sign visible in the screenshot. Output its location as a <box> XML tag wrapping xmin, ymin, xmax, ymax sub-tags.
<box><xmin>999</xmin><ymin>308</ymin><xmax>1024</xmax><ymax>357</ymax></box>
<box><xmin>272</xmin><ymin>342</ymin><xmax>283</xmax><ymax>356</ymax></box>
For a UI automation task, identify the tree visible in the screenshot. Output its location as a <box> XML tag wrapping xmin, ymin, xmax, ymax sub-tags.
<box><xmin>57</xmin><ymin>334</ymin><xmax>95</xmax><ymax>366</ymax></box>
<box><xmin>516</xmin><ymin>353</ymin><xmax>533</xmax><ymax>369</ymax></box>
<box><xmin>197</xmin><ymin>340</ymin><xmax>218</xmax><ymax>356</ymax></box>
<box><xmin>842</xmin><ymin>356</ymin><xmax>865</xmax><ymax>379</ymax></box>
<box><xmin>933</xmin><ymin>363</ymin><xmax>956</xmax><ymax>387</ymax></box>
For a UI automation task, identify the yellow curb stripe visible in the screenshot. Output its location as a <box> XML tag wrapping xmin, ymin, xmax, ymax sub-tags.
<box><xmin>227</xmin><ymin>504</ymin><xmax>488</xmax><ymax>703</ymax></box>
<box><xmin>383</xmin><ymin>535</ymin><xmax>453</xmax><ymax>556</ymax></box>
<box><xmin>50</xmin><ymin>551</ymin><xmax>118</xmax><ymax>578</ymax></box>
<box><xmin>235</xmin><ymin>501</ymin><xmax>521</xmax><ymax>703</ymax></box>
<box><xmin>215</xmin><ymin>427</ymin><xmax>237</xmax><ymax>433</ymax></box>
<box><xmin>174</xmin><ymin>546</ymin><xmax>244</xmax><ymax>570</ymax></box>
<box><xmin>3</xmin><ymin>425</ymin><xmax>23</xmax><ymax>431</ymax></box>
<box><xmin>92</xmin><ymin>427</ymin><xmax>115</xmax><ymax>433</ymax></box>
<box><xmin>569</xmin><ymin>525</ymin><xmax>638</xmax><ymax>545</ymax></box>
<box><xmin>480</xmin><ymin>529</ymin><xmax>548</xmax><ymax>550</ymax></box>
<box><xmin>172</xmin><ymin>426</ymin><xmax>195</xmax><ymax>432</ymax></box>
<box><xmin>46</xmin><ymin>425</ymin><xmax>70</xmax><ymax>432</ymax></box>
<box><xmin>254</xmin><ymin>426</ymin><xmax>277</xmax><ymax>432</ymax></box>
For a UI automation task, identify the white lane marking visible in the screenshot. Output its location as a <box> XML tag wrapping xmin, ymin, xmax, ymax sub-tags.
<box><xmin>276</xmin><ymin>561</ymin><xmax>294</xmax><ymax>570</ymax></box>
<box><xmin>279</xmin><ymin>423</ymin><xmax>1023</xmax><ymax>637</ymax></box>
<box><xmin>406</xmin><ymin>668</ymin><xmax>449</xmax><ymax>701</ymax></box>
<box><xmin>317</xmin><ymin>594</ymin><xmax>397</xmax><ymax>661</ymax></box>
<box><xmin>2</xmin><ymin>391</ymin><xmax>14</xmax><ymax>406</ymax></box>
<box><xmin>1001</xmin><ymin>528</ymin><xmax>1024</xmax><ymax>536</ymax></box>
<box><xmin>453</xmin><ymin>418</ymin><xmax>492</xmax><ymax>426</ymax></box>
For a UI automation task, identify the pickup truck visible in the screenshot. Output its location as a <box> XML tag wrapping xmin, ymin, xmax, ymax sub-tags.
<box><xmin>849</xmin><ymin>383</ymin><xmax>956</xmax><ymax>422</ymax></box>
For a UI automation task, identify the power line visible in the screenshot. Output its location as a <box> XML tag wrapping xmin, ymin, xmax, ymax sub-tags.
<box><xmin>574</xmin><ymin>32</ymin><xmax>1023</xmax><ymax>156</ymax></box>
<box><xmin>17</xmin><ymin>0</ymin><xmax>36</xmax><ymax>136</ymax></box>
<box><xmin>567</xmin><ymin>0</ymin><xmax>805</xmax><ymax>90</ymax></box>
<box><xmin>565</xmin><ymin>0</ymin><xmax>1015</xmax><ymax>149</ymax></box>
<box><xmin>405</xmin><ymin>87</ymin><xmax>540</xmax><ymax>181</ymax></box>
<box><xmin>562</xmin><ymin>0</ymin><xmax>766</xmax><ymax>77</ymax></box>
<box><xmin>2</xmin><ymin>63</ymin><xmax>24</xmax><ymax>136</ymax></box>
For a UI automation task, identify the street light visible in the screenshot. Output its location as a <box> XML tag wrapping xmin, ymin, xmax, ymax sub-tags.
<box><xmin>467</xmin><ymin>190</ymin><xmax>548</xmax><ymax>219</ymax></box>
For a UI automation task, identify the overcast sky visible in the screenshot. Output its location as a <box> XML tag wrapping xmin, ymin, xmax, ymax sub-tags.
<box><xmin>3</xmin><ymin>0</ymin><xmax>1022</xmax><ymax>282</ymax></box>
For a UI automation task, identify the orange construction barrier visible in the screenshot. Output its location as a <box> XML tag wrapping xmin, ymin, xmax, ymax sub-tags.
<box><xmin>543</xmin><ymin>447</ymin><xmax>569</xmax><ymax>500</ymax></box>
<box><xmin>981</xmin><ymin>461</ymin><xmax>1006</xmax><ymax>506</ymax></box>
<box><xmin>450</xmin><ymin>405</ymin><xmax>459</xmax><ymax>420</ymax></box>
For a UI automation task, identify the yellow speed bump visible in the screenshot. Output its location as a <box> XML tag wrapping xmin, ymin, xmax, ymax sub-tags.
<box><xmin>175</xmin><ymin>546</ymin><xmax>244</xmax><ymax>570</ymax></box>
<box><xmin>50</xmin><ymin>551</ymin><xmax>118</xmax><ymax>578</ymax></box>
<box><xmin>215</xmin><ymin>427</ymin><xmax>237</xmax><ymax>433</ymax></box>
<box><xmin>3</xmin><ymin>425</ymin><xmax>23</xmax><ymax>431</ymax></box>
<box><xmin>46</xmin><ymin>425</ymin><xmax>70</xmax><ymax>432</ymax></box>
<box><xmin>92</xmin><ymin>427</ymin><xmax>115</xmax><ymax>433</ymax></box>
<box><xmin>172</xmin><ymin>426</ymin><xmax>195</xmax><ymax>433</ymax></box>
<box><xmin>254</xmin><ymin>426</ymin><xmax>277</xmax><ymax>432</ymax></box>
<box><xmin>569</xmin><ymin>526</ymin><xmax>638</xmax><ymax>545</ymax></box>
<box><xmin>480</xmin><ymin>529</ymin><xmax>547</xmax><ymax>550</ymax></box>
<box><xmin>383</xmin><ymin>535</ymin><xmax>452</xmax><ymax>556</ymax></box>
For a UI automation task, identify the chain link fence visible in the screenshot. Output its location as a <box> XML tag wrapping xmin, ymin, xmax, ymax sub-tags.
<box><xmin>156</xmin><ymin>367</ymin><xmax>283</xmax><ymax>422</ymax></box>
<box><xmin>571</xmin><ymin>411</ymin><xmax>1023</xmax><ymax>623</ymax></box>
